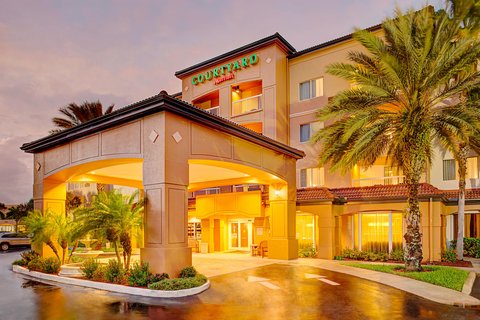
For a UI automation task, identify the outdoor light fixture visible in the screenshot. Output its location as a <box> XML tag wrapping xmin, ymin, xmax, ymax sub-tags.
<box><xmin>274</xmin><ymin>189</ymin><xmax>281</xmax><ymax>196</ymax></box>
<box><xmin>232</xmin><ymin>85</ymin><xmax>240</xmax><ymax>93</ymax></box>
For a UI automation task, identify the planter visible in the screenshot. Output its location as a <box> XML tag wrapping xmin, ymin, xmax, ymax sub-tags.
<box><xmin>12</xmin><ymin>265</ymin><xmax>210</xmax><ymax>298</ymax></box>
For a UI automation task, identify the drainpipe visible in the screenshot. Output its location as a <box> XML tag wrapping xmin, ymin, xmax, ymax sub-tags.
<box><xmin>429</xmin><ymin>197</ymin><xmax>433</xmax><ymax>262</ymax></box>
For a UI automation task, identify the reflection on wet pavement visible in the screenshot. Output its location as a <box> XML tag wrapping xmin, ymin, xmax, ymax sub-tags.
<box><xmin>1</xmin><ymin>251</ymin><xmax>480</xmax><ymax>319</ymax></box>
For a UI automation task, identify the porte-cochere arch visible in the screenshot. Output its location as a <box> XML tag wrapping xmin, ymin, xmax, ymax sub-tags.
<box><xmin>22</xmin><ymin>93</ymin><xmax>305</xmax><ymax>276</ymax></box>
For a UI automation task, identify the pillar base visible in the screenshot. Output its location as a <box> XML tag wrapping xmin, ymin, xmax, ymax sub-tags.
<box><xmin>141</xmin><ymin>247</ymin><xmax>192</xmax><ymax>277</ymax></box>
<box><xmin>268</xmin><ymin>238</ymin><xmax>298</xmax><ymax>260</ymax></box>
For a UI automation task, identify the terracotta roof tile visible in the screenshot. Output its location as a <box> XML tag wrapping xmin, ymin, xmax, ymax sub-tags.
<box><xmin>443</xmin><ymin>189</ymin><xmax>480</xmax><ymax>200</ymax></box>
<box><xmin>330</xmin><ymin>183</ymin><xmax>442</xmax><ymax>200</ymax></box>
<box><xmin>296</xmin><ymin>183</ymin><xmax>443</xmax><ymax>202</ymax></box>
<box><xmin>296</xmin><ymin>187</ymin><xmax>335</xmax><ymax>201</ymax></box>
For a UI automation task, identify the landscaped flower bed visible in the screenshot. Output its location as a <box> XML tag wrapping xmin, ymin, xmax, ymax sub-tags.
<box><xmin>12</xmin><ymin>251</ymin><xmax>209</xmax><ymax>297</ymax></box>
<box><xmin>342</xmin><ymin>262</ymin><xmax>470</xmax><ymax>291</ymax></box>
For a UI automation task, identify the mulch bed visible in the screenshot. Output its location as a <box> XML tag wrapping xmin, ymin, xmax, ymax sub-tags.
<box><xmin>342</xmin><ymin>258</ymin><xmax>473</xmax><ymax>267</ymax></box>
<box><xmin>424</xmin><ymin>260</ymin><xmax>473</xmax><ymax>268</ymax></box>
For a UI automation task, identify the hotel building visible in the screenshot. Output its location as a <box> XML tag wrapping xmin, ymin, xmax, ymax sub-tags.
<box><xmin>22</xmin><ymin>28</ymin><xmax>480</xmax><ymax>275</ymax></box>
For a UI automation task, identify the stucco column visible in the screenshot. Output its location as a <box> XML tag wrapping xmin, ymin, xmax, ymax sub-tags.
<box><xmin>33</xmin><ymin>174</ymin><xmax>66</xmax><ymax>258</ymax></box>
<box><xmin>268</xmin><ymin>183</ymin><xmax>298</xmax><ymax>259</ymax></box>
<box><xmin>141</xmin><ymin>112</ymin><xmax>191</xmax><ymax>277</ymax></box>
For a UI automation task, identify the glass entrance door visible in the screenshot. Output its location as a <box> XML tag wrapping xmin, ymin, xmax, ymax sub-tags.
<box><xmin>228</xmin><ymin>220</ymin><xmax>252</xmax><ymax>250</ymax></box>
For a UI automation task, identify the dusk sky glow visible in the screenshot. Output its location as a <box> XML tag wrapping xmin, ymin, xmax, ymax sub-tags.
<box><xmin>0</xmin><ymin>0</ymin><xmax>441</xmax><ymax>204</ymax></box>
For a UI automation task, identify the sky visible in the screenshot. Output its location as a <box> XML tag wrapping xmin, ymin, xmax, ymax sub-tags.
<box><xmin>0</xmin><ymin>0</ymin><xmax>442</xmax><ymax>204</ymax></box>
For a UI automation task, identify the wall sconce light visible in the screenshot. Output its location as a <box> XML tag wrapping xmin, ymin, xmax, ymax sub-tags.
<box><xmin>232</xmin><ymin>85</ymin><xmax>240</xmax><ymax>93</ymax></box>
<box><xmin>274</xmin><ymin>189</ymin><xmax>281</xmax><ymax>196</ymax></box>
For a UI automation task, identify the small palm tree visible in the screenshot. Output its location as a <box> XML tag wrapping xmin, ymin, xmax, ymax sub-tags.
<box><xmin>24</xmin><ymin>210</ymin><xmax>60</xmax><ymax>261</ymax></box>
<box><xmin>50</xmin><ymin>100</ymin><xmax>114</xmax><ymax>134</ymax></box>
<box><xmin>314</xmin><ymin>7</ymin><xmax>480</xmax><ymax>271</ymax></box>
<box><xmin>75</xmin><ymin>190</ymin><xmax>144</xmax><ymax>269</ymax></box>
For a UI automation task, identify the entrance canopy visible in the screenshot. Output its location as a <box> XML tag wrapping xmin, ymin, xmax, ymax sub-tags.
<box><xmin>21</xmin><ymin>91</ymin><xmax>305</xmax><ymax>276</ymax></box>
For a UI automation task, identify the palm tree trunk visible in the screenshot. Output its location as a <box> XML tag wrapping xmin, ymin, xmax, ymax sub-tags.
<box><xmin>404</xmin><ymin>156</ymin><xmax>424</xmax><ymax>272</ymax></box>
<box><xmin>46</xmin><ymin>240</ymin><xmax>60</xmax><ymax>261</ymax></box>
<box><xmin>120</xmin><ymin>232</ymin><xmax>132</xmax><ymax>269</ymax></box>
<box><xmin>456</xmin><ymin>144</ymin><xmax>468</xmax><ymax>260</ymax></box>
<box><xmin>67</xmin><ymin>240</ymin><xmax>79</xmax><ymax>264</ymax></box>
<box><xmin>61</xmin><ymin>240</ymin><xmax>68</xmax><ymax>265</ymax></box>
<box><xmin>113</xmin><ymin>241</ymin><xmax>121</xmax><ymax>264</ymax></box>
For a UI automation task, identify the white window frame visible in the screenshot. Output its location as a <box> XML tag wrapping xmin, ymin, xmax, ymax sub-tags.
<box><xmin>300</xmin><ymin>121</ymin><xmax>323</xmax><ymax>143</ymax></box>
<box><xmin>299</xmin><ymin>78</ymin><xmax>324</xmax><ymax>101</ymax></box>
<box><xmin>300</xmin><ymin>167</ymin><xmax>325</xmax><ymax>188</ymax></box>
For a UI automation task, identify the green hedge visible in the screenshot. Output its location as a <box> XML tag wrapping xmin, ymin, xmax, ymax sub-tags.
<box><xmin>450</xmin><ymin>238</ymin><xmax>480</xmax><ymax>258</ymax></box>
<box><xmin>148</xmin><ymin>274</ymin><xmax>207</xmax><ymax>290</ymax></box>
<box><xmin>26</xmin><ymin>256</ymin><xmax>61</xmax><ymax>274</ymax></box>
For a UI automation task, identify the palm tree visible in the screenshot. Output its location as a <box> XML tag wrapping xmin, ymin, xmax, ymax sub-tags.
<box><xmin>50</xmin><ymin>100</ymin><xmax>114</xmax><ymax>134</ymax></box>
<box><xmin>75</xmin><ymin>190</ymin><xmax>144</xmax><ymax>269</ymax></box>
<box><xmin>313</xmin><ymin>7</ymin><xmax>480</xmax><ymax>271</ymax></box>
<box><xmin>51</xmin><ymin>100</ymin><xmax>115</xmax><ymax>194</ymax></box>
<box><xmin>24</xmin><ymin>210</ymin><xmax>60</xmax><ymax>261</ymax></box>
<box><xmin>445</xmin><ymin>0</ymin><xmax>480</xmax><ymax>260</ymax></box>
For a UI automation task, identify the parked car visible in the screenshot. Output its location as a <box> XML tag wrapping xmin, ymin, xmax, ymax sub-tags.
<box><xmin>0</xmin><ymin>232</ymin><xmax>31</xmax><ymax>251</ymax></box>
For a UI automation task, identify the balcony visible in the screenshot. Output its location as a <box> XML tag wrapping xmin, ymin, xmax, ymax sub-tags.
<box><xmin>232</xmin><ymin>94</ymin><xmax>262</xmax><ymax>116</ymax></box>
<box><xmin>352</xmin><ymin>175</ymin><xmax>405</xmax><ymax>187</ymax></box>
<box><xmin>205</xmin><ymin>106</ymin><xmax>220</xmax><ymax>116</ymax></box>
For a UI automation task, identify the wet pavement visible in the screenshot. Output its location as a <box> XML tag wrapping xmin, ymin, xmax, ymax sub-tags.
<box><xmin>1</xmin><ymin>251</ymin><xmax>480</xmax><ymax>319</ymax></box>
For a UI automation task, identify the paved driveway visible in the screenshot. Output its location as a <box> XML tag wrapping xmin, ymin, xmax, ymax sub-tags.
<box><xmin>1</xmin><ymin>251</ymin><xmax>479</xmax><ymax>319</ymax></box>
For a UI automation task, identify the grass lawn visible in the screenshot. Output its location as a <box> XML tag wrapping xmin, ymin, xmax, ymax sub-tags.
<box><xmin>342</xmin><ymin>262</ymin><xmax>470</xmax><ymax>292</ymax></box>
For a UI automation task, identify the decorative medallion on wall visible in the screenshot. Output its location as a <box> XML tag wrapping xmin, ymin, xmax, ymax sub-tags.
<box><xmin>172</xmin><ymin>131</ymin><xmax>182</xmax><ymax>143</ymax></box>
<box><xmin>149</xmin><ymin>130</ymin><xmax>159</xmax><ymax>143</ymax></box>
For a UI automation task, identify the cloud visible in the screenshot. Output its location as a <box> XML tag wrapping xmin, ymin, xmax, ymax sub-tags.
<box><xmin>0</xmin><ymin>0</ymin><xmax>443</xmax><ymax>203</ymax></box>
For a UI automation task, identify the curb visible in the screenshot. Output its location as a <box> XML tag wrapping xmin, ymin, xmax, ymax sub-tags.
<box><xmin>462</xmin><ymin>272</ymin><xmax>476</xmax><ymax>295</ymax></box>
<box><xmin>13</xmin><ymin>265</ymin><xmax>210</xmax><ymax>298</ymax></box>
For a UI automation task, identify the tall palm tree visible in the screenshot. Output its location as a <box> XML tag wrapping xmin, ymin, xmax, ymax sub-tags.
<box><xmin>50</xmin><ymin>100</ymin><xmax>114</xmax><ymax>134</ymax></box>
<box><xmin>75</xmin><ymin>190</ymin><xmax>144</xmax><ymax>269</ymax></box>
<box><xmin>313</xmin><ymin>7</ymin><xmax>480</xmax><ymax>271</ymax></box>
<box><xmin>445</xmin><ymin>0</ymin><xmax>480</xmax><ymax>260</ymax></box>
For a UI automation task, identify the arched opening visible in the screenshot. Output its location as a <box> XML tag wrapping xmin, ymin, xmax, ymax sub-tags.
<box><xmin>187</xmin><ymin>159</ymin><xmax>287</xmax><ymax>254</ymax></box>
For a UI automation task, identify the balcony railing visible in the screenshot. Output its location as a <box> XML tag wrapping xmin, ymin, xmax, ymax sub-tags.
<box><xmin>352</xmin><ymin>176</ymin><xmax>405</xmax><ymax>187</ymax></box>
<box><xmin>232</xmin><ymin>94</ymin><xmax>262</xmax><ymax>116</ymax></box>
<box><xmin>205</xmin><ymin>106</ymin><xmax>220</xmax><ymax>116</ymax></box>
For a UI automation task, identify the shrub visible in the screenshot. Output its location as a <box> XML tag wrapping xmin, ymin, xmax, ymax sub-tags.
<box><xmin>27</xmin><ymin>257</ymin><xmax>45</xmax><ymax>272</ymax></box>
<box><xmin>128</xmin><ymin>261</ymin><xmax>151</xmax><ymax>287</ymax></box>
<box><xmin>21</xmin><ymin>250</ymin><xmax>40</xmax><ymax>264</ymax></box>
<box><xmin>105</xmin><ymin>259</ymin><xmax>126</xmax><ymax>284</ymax></box>
<box><xmin>148</xmin><ymin>274</ymin><xmax>207</xmax><ymax>290</ymax></box>
<box><xmin>463</xmin><ymin>238</ymin><xmax>480</xmax><ymax>258</ymax></box>
<box><xmin>333</xmin><ymin>255</ymin><xmax>344</xmax><ymax>260</ymax></box>
<box><xmin>299</xmin><ymin>246</ymin><xmax>317</xmax><ymax>258</ymax></box>
<box><xmin>81</xmin><ymin>258</ymin><xmax>100</xmax><ymax>280</ymax></box>
<box><xmin>43</xmin><ymin>257</ymin><xmax>61</xmax><ymax>274</ymax></box>
<box><xmin>450</xmin><ymin>238</ymin><xmax>480</xmax><ymax>258</ymax></box>
<box><xmin>179</xmin><ymin>266</ymin><xmax>197</xmax><ymax>278</ymax></box>
<box><xmin>12</xmin><ymin>259</ymin><xmax>26</xmax><ymax>266</ymax></box>
<box><xmin>390</xmin><ymin>248</ymin><xmax>405</xmax><ymax>262</ymax></box>
<box><xmin>92</xmin><ymin>265</ymin><xmax>107</xmax><ymax>282</ymax></box>
<box><xmin>441</xmin><ymin>249</ymin><xmax>457</xmax><ymax>263</ymax></box>
<box><xmin>147</xmin><ymin>273</ymin><xmax>169</xmax><ymax>284</ymax></box>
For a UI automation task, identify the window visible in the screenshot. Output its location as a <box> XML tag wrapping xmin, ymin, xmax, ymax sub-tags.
<box><xmin>353</xmin><ymin>212</ymin><xmax>403</xmax><ymax>253</ymax></box>
<box><xmin>300</xmin><ymin>121</ymin><xmax>323</xmax><ymax>142</ymax></box>
<box><xmin>443</xmin><ymin>159</ymin><xmax>456</xmax><ymax>181</ymax></box>
<box><xmin>443</xmin><ymin>157</ymin><xmax>478</xmax><ymax>181</ymax></box>
<box><xmin>300</xmin><ymin>78</ymin><xmax>324</xmax><ymax>101</ymax></box>
<box><xmin>300</xmin><ymin>167</ymin><xmax>325</xmax><ymax>188</ymax></box>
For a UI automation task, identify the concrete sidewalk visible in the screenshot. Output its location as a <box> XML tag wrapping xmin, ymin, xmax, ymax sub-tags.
<box><xmin>192</xmin><ymin>252</ymin><xmax>480</xmax><ymax>307</ymax></box>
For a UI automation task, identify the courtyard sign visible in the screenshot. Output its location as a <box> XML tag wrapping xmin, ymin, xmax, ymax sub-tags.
<box><xmin>191</xmin><ymin>53</ymin><xmax>259</xmax><ymax>86</ymax></box>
